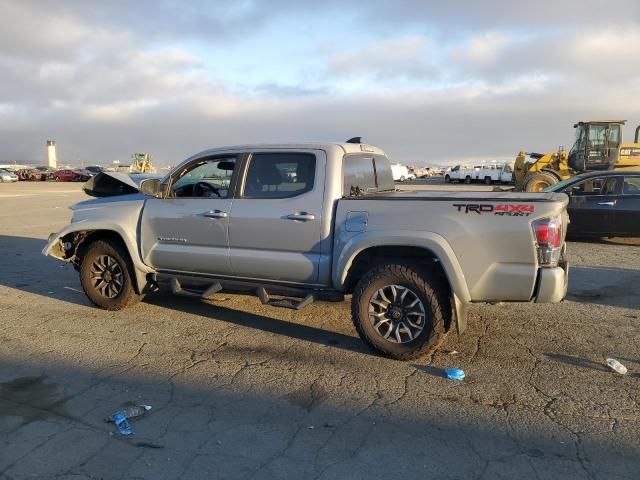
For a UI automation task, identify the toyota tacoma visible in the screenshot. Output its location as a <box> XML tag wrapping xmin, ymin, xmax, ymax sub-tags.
<box><xmin>43</xmin><ymin>140</ymin><xmax>569</xmax><ymax>360</ymax></box>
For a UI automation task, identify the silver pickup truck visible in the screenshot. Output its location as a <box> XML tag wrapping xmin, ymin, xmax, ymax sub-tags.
<box><xmin>43</xmin><ymin>141</ymin><xmax>569</xmax><ymax>360</ymax></box>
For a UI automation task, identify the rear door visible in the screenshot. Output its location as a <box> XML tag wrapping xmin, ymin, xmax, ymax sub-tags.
<box><xmin>228</xmin><ymin>150</ymin><xmax>325</xmax><ymax>284</ymax></box>
<box><xmin>140</xmin><ymin>155</ymin><xmax>239</xmax><ymax>275</ymax></box>
<box><xmin>566</xmin><ymin>176</ymin><xmax>621</xmax><ymax>235</ymax></box>
<box><xmin>616</xmin><ymin>175</ymin><xmax>640</xmax><ymax>235</ymax></box>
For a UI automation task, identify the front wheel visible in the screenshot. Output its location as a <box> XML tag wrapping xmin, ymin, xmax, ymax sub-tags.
<box><xmin>444</xmin><ymin>175</ymin><xmax>451</xmax><ymax>183</ymax></box>
<box><xmin>351</xmin><ymin>262</ymin><xmax>451</xmax><ymax>360</ymax></box>
<box><xmin>79</xmin><ymin>240</ymin><xmax>143</xmax><ymax>310</ymax></box>
<box><xmin>523</xmin><ymin>171</ymin><xmax>558</xmax><ymax>192</ymax></box>
<box><xmin>464</xmin><ymin>176</ymin><xmax>471</xmax><ymax>184</ymax></box>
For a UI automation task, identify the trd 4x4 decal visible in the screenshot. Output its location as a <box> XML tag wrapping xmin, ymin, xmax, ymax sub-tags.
<box><xmin>453</xmin><ymin>204</ymin><xmax>534</xmax><ymax>216</ymax></box>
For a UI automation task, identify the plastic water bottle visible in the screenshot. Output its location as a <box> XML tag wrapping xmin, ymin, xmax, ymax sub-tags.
<box><xmin>444</xmin><ymin>368</ymin><xmax>465</xmax><ymax>380</ymax></box>
<box><xmin>113</xmin><ymin>413</ymin><xmax>134</xmax><ymax>436</ymax></box>
<box><xmin>606</xmin><ymin>358</ymin><xmax>628</xmax><ymax>375</ymax></box>
<box><xmin>106</xmin><ymin>405</ymin><xmax>152</xmax><ymax>423</ymax></box>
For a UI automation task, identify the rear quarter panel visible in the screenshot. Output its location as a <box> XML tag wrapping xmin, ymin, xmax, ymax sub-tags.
<box><xmin>334</xmin><ymin>191</ymin><xmax>568</xmax><ymax>302</ymax></box>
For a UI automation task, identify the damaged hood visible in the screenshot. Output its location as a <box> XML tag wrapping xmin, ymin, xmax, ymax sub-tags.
<box><xmin>83</xmin><ymin>171</ymin><xmax>163</xmax><ymax>197</ymax></box>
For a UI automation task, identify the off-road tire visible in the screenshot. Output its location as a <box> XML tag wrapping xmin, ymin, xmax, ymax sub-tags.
<box><xmin>79</xmin><ymin>240</ymin><xmax>143</xmax><ymax>310</ymax></box>
<box><xmin>523</xmin><ymin>171</ymin><xmax>558</xmax><ymax>192</ymax></box>
<box><xmin>351</xmin><ymin>262</ymin><xmax>451</xmax><ymax>360</ymax></box>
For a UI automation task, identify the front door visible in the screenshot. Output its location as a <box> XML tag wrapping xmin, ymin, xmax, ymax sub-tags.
<box><xmin>566</xmin><ymin>176</ymin><xmax>620</xmax><ymax>236</ymax></box>
<box><xmin>617</xmin><ymin>175</ymin><xmax>640</xmax><ymax>235</ymax></box>
<box><xmin>140</xmin><ymin>156</ymin><xmax>238</xmax><ymax>275</ymax></box>
<box><xmin>228</xmin><ymin>150</ymin><xmax>325</xmax><ymax>284</ymax></box>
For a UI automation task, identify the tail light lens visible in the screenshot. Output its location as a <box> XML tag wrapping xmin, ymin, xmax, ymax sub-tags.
<box><xmin>533</xmin><ymin>216</ymin><xmax>563</xmax><ymax>266</ymax></box>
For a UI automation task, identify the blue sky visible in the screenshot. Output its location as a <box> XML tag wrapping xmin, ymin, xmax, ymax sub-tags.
<box><xmin>1</xmin><ymin>0</ymin><xmax>639</xmax><ymax>166</ymax></box>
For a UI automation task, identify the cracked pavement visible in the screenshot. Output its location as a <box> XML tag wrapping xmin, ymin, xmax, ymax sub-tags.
<box><xmin>0</xmin><ymin>182</ymin><xmax>639</xmax><ymax>479</ymax></box>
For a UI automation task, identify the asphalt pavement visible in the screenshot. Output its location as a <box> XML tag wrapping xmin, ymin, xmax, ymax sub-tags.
<box><xmin>0</xmin><ymin>180</ymin><xmax>638</xmax><ymax>479</ymax></box>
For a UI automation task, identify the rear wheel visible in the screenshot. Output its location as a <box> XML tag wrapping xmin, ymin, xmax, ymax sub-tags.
<box><xmin>351</xmin><ymin>262</ymin><xmax>450</xmax><ymax>360</ymax></box>
<box><xmin>400</xmin><ymin>176</ymin><xmax>405</xmax><ymax>182</ymax></box>
<box><xmin>484</xmin><ymin>176</ymin><xmax>491</xmax><ymax>184</ymax></box>
<box><xmin>464</xmin><ymin>176</ymin><xmax>471</xmax><ymax>184</ymax></box>
<box><xmin>79</xmin><ymin>240</ymin><xmax>143</xmax><ymax>310</ymax></box>
<box><xmin>523</xmin><ymin>171</ymin><xmax>558</xmax><ymax>192</ymax></box>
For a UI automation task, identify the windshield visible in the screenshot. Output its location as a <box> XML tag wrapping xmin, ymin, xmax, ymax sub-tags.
<box><xmin>569</xmin><ymin>124</ymin><xmax>586</xmax><ymax>156</ymax></box>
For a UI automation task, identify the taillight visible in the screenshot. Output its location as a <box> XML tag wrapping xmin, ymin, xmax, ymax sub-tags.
<box><xmin>532</xmin><ymin>216</ymin><xmax>563</xmax><ymax>266</ymax></box>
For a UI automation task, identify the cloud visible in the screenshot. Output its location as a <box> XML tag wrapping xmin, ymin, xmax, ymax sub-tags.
<box><xmin>329</xmin><ymin>36</ymin><xmax>437</xmax><ymax>81</ymax></box>
<box><xmin>0</xmin><ymin>0</ymin><xmax>638</xmax><ymax>168</ymax></box>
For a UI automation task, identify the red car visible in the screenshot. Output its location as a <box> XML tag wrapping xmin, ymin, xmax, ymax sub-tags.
<box><xmin>51</xmin><ymin>169</ymin><xmax>91</xmax><ymax>182</ymax></box>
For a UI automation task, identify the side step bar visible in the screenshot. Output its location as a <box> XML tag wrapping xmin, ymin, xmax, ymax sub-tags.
<box><xmin>170</xmin><ymin>278</ymin><xmax>222</xmax><ymax>300</ymax></box>
<box><xmin>164</xmin><ymin>276</ymin><xmax>322</xmax><ymax>310</ymax></box>
<box><xmin>256</xmin><ymin>287</ymin><xmax>314</xmax><ymax>310</ymax></box>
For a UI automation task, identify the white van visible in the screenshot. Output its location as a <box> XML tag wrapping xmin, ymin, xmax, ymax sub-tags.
<box><xmin>390</xmin><ymin>163</ymin><xmax>414</xmax><ymax>182</ymax></box>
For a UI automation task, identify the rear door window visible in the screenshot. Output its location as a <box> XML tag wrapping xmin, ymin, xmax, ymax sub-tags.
<box><xmin>243</xmin><ymin>152</ymin><xmax>316</xmax><ymax>199</ymax></box>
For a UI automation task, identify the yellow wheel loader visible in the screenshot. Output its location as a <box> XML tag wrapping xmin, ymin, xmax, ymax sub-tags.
<box><xmin>513</xmin><ymin>120</ymin><xmax>640</xmax><ymax>192</ymax></box>
<box><xmin>130</xmin><ymin>152</ymin><xmax>156</xmax><ymax>173</ymax></box>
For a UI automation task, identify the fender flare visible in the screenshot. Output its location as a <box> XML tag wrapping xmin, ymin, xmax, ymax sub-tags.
<box><xmin>333</xmin><ymin>230</ymin><xmax>472</xmax><ymax>333</ymax></box>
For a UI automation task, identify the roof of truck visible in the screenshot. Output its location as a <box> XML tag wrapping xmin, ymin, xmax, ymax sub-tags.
<box><xmin>188</xmin><ymin>142</ymin><xmax>386</xmax><ymax>159</ymax></box>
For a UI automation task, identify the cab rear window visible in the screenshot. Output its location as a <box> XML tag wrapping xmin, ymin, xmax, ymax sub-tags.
<box><xmin>343</xmin><ymin>154</ymin><xmax>394</xmax><ymax>196</ymax></box>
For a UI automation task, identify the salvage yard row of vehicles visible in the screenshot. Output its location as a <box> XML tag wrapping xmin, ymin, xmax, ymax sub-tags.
<box><xmin>43</xmin><ymin>139</ymin><xmax>569</xmax><ymax>360</ymax></box>
<box><xmin>0</xmin><ymin>166</ymin><xmax>106</xmax><ymax>182</ymax></box>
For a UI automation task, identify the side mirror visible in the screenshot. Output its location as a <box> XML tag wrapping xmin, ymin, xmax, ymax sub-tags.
<box><xmin>140</xmin><ymin>178</ymin><xmax>162</xmax><ymax>197</ymax></box>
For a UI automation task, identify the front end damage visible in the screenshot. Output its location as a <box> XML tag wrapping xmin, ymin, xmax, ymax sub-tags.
<box><xmin>44</xmin><ymin>230</ymin><xmax>92</xmax><ymax>268</ymax></box>
<box><xmin>42</xmin><ymin>173</ymin><xmax>156</xmax><ymax>293</ymax></box>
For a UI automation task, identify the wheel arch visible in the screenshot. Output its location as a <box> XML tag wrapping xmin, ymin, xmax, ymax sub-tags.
<box><xmin>335</xmin><ymin>233</ymin><xmax>471</xmax><ymax>333</ymax></box>
<box><xmin>43</xmin><ymin>224</ymin><xmax>150</xmax><ymax>294</ymax></box>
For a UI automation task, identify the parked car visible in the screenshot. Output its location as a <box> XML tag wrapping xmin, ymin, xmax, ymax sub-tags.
<box><xmin>0</xmin><ymin>168</ymin><xmax>18</xmax><ymax>182</ymax></box>
<box><xmin>410</xmin><ymin>166</ymin><xmax>431</xmax><ymax>178</ymax></box>
<box><xmin>44</xmin><ymin>140</ymin><xmax>569</xmax><ymax>360</ymax></box>
<box><xmin>27</xmin><ymin>166</ymin><xmax>53</xmax><ymax>181</ymax></box>
<box><xmin>15</xmin><ymin>169</ymin><xmax>32</xmax><ymax>181</ymax></box>
<box><xmin>390</xmin><ymin>163</ymin><xmax>414</xmax><ymax>182</ymax></box>
<box><xmin>51</xmin><ymin>169</ymin><xmax>91</xmax><ymax>182</ymax></box>
<box><xmin>544</xmin><ymin>171</ymin><xmax>640</xmax><ymax>238</ymax></box>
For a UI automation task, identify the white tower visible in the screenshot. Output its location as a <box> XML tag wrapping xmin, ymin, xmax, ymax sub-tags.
<box><xmin>46</xmin><ymin>140</ymin><xmax>57</xmax><ymax>168</ymax></box>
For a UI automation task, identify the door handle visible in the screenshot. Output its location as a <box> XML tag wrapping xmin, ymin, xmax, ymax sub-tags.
<box><xmin>597</xmin><ymin>201</ymin><xmax>616</xmax><ymax>206</ymax></box>
<box><xmin>200</xmin><ymin>210</ymin><xmax>228</xmax><ymax>219</ymax></box>
<box><xmin>286</xmin><ymin>212</ymin><xmax>315</xmax><ymax>221</ymax></box>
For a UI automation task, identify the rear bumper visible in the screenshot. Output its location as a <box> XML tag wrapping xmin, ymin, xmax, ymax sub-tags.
<box><xmin>534</xmin><ymin>261</ymin><xmax>569</xmax><ymax>303</ymax></box>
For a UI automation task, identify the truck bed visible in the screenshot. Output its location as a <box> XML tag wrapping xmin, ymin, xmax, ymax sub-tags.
<box><xmin>334</xmin><ymin>190</ymin><xmax>568</xmax><ymax>303</ymax></box>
